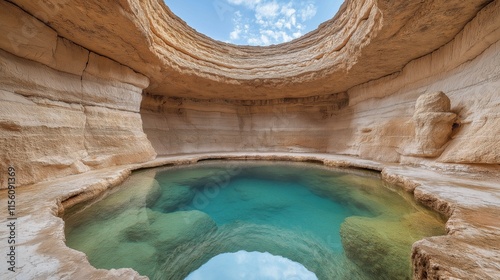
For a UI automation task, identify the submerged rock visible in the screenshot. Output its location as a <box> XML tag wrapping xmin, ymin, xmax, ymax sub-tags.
<box><xmin>122</xmin><ymin>209</ymin><xmax>217</xmax><ymax>253</ymax></box>
<box><xmin>340</xmin><ymin>212</ymin><xmax>445</xmax><ymax>280</ymax></box>
<box><xmin>150</xmin><ymin>185</ymin><xmax>195</xmax><ymax>212</ymax></box>
<box><xmin>154</xmin><ymin>222</ymin><xmax>368</xmax><ymax>280</ymax></box>
<box><xmin>104</xmin><ymin>242</ymin><xmax>157</xmax><ymax>276</ymax></box>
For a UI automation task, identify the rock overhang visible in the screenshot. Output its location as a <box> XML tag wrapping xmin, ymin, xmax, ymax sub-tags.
<box><xmin>7</xmin><ymin>0</ymin><xmax>493</xmax><ymax>100</ymax></box>
<box><xmin>0</xmin><ymin>0</ymin><xmax>499</xmax><ymax>278</ymax></box>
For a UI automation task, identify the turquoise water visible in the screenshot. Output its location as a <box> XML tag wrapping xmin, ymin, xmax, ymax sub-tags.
<box><xmin>64</xmin><ymin>161</ymin><xmax>445</xmax><ymax>280</ymax></box>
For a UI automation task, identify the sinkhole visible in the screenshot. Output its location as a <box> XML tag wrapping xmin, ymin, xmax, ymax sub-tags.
<box><xmin>63</xmin><ymin>161</ymin><xmax>446</xmax><ymax>279</ymax></box>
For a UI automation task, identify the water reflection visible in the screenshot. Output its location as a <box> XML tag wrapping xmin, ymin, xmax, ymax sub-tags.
<box><xmin>185</xmin><ymin>251</ymin><xmax>318</xmax><ymax>280</ymax></box>
<box><xmin>64</xmin><ymin>161</ymin><xmax>445</xmax><ymax>279</ymax></box>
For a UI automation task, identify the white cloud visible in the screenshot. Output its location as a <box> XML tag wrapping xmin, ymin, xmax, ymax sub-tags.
<box><xmin>247</xmin><ymin>37</ymin><xmax>261</xmax><ymax>45</ymax></box>
<box><xmin>260</xmin><ymin>34</ymin><xmax>271</xmax><ymax>45</ymax></box>
<box><xmin>279</xmin><ymin>2</ymin><xmax>296</xmax><ymax>17</ymax></box>
<box><xmin>230</xmin><ymin>11</ymin><xmax>243</xmax><ymax>40</ymax></box>
<box><xmin>230</xmin><ymin>28</ymin><xmax>241</xmax><ymax>40</ymax></box>
<box><xmin>300</xmin><ymin>3</ymin><xmax>317</xmax><ymax>21</ymax></box>
<box><xmin>227</xmin><ymin>0</ymin><xmax>262</xmax><ymax>8</ymax></box>
<box><xmin>226</xmin><ymin>0</ymin><xmax>318</xmax><ymax>46</ymax></box>
<box><xmin>255</xmin><ymin>2</ymin><xmax>280</xmax><ymax>18</ymax></box>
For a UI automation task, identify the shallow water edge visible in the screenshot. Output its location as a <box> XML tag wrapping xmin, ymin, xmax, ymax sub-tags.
<box><xmin>64</xmin><ymin>160</ymin><xmax>446</xmax><ymax>279</ymax></box>
<box><xmin>0</xmin><ymin>152</ymin><xmax>497</xmax><ymax>280</ymax></box>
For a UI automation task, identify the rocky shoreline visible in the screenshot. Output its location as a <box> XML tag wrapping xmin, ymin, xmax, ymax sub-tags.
<box><xmin>0</xmin><ymin>153</ymin><xmax>498</xmax><ymax>279</ymax></box>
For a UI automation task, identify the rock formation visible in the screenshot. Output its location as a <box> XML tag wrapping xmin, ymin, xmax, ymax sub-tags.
<box><xmin>402</xmin><ymin>91</ymin><xmax>457</xmax><ymax>157</ymax></box>
<box><xmin>0</xmin><ymin>0</ymin><xmax>499</xmax><ymax>279</ymax></box>
<box><xmin>340</xmin><ymin>213</ymin><xmax>444</xmax><ymax>280</ymax></box>
<box><xmin>1</xmin><ymin>0</ymin><xmax>499</xmax><ymax>186</ymax></box>
<box><xmin>0</xmin><ymin>1</ymin><xmax>157</xmax><ymax>186</ymax></box>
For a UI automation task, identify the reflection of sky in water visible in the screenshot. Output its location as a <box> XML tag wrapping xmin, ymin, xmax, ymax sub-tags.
<box><xmin>185</xmin><ymin>251</ymin><xmax>318</xmax><ymax>280</ymax></box>
<box><xmin>64</xmin><ymin>162</ymin><xmax>445</xmax><ymax>279</ymax></box>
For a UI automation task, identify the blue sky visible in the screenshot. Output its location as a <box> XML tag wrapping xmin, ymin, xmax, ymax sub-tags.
<box><xmin>164</xmin><ymin>0</ymin><xmax>344</xmax><ymax>46</ymax></box>
<box><xmin>185</xmin><ymin>251</ymin><xmax>318</xmax><ymax>280</ymax></box>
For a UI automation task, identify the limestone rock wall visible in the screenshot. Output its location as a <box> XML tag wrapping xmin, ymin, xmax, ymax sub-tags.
<box><xmin>0</xmin><ymin>1</ymin><xmax>498</xmax><ymax>279</ymax></box>
<box><xmin>142</xmin><ymin>0</ymin><xmax>500</xmax><ymax>167</ymax></box>
<box><xmin>0</xmin><ymin>1</ymin><xmax>156</xmax><ymax>187</ymax></box>
<box><xmin>4</xmin><ymin>0</ymin><xmax>492</xmax><ymax>100</ymax></box>
<box><xmin>141</xmin><ymin>93</ymin><xmax>348</xmax><ymax>155</ymax></box>
<box><xmin>341</xmin><ymin>0</ymin><xmax>500</xmax><ymax>165</ymax></box>
<box><xmin>1</xmin><ymin>0</ymin><xmax>499</xmax><ymax>188</ymax></box>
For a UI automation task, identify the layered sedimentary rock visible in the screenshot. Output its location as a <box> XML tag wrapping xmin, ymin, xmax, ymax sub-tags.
<box><xmin>4</xmin><ymin>0</ymin><xmax>492</xmax><ymax>100</ymax></box>
<box><xmin>0</xmin><ymin>0</ymin><xmax>499</xmax><ymax>279</ymax></box>
<box><xmin>140</xmin><ymin>0</ymin><xmax>499</xmax><ymax>166</ymax></box>
<box><xmin>1</xmin><ymin>0</ymin><xmax>498</xmax><ymax>185</ymax></box>
<box><xmin>402</xmin><ymin>92</ymin><xmax>457</xmax><ymax>158</ymax></box>
<box><xmin>142</xmin><ymin>24</ymin><xmax>500</xmax><ymax>165</ymax></box>
<box><xmin>0</xmin><ymin>1</ymin><xmax>156</xmax><ymax>186</ymax></box>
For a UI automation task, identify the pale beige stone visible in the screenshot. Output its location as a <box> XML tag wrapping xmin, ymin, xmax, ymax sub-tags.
<box><xmin>0</xmin><ymin>1</ymin><xmax>57</xmax><ymax>67</ymax></box>
<box><xmin>84</xmin><ymin>52</ymin><xmax>150</xmax><ymax>89</ymax></box>
<box><xmin>0</xmin><ymin>48</ymin><xmax>155</xmax><ymax>186</ymax></box>
<box><xmin>5</xmin><ymin>0</ymin><xmax>492</xmax><ymax>100</ymax></box>
<box><xmin>414</xmin><ymin>91</ymin><xmax>452</xmax><ymax>114</ymax></box>
<box><xmin>0</xmin><ymin>153</ymin><xmax>497</xmax><ymax>280</ymax></box>
<box><xmin>341</xmin><ymin>1</ymin><xmax>500</xmax><ymax>164</ymax></box>
<box><xmin>0</xmin><ymin>0</ymin><xmax>498</xmax><ymax>279</ymax></box>
<box><xmin>83</xmin><ymin>106</ymin><xmax>157</xmax><ymax>169</ymax></box>
<box><xmin>52</xmin><ymin>37</ymin><xmax>89</xmax><ymax>76</ymax></box>
<box><xmin>0</xmin><ymin>90</ymin><xmax>88</xmax><ymax>186</ymax></box>
<box><xmin>0</xmin><ymin>48</ymin><xmax>87</xmax><ymax>104</ymax></box>
<box><xmin>0</xmin><ymin>0</ymin><xmax>497</xmax><ymax>166</ymax></box>
<box><xmin>402</xmin><ymin>92</ymin><xmax>457</xmax><ymax>158</ymax></box>
<box><xmin>81</xmin><ymin>75</ymin><xmax>144</xmax><ymax>113</ymax></box>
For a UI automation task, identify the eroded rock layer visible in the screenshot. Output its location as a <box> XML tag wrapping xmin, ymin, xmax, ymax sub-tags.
<box><xmin>2</xmin><ymin>0</ymin><xmax>494</xmax><ymax>99</ymax></box>
<box><xmin>0</xmin><ymin>0</ymin><xmax>499</xmax><ymax>279</ymax></box>
<box><xmin>1</xmin><ymin>0</ymin><xmax>498</xmax><ymax>186</ymax></box>
<box><xmin>0</xmin><ymin>1</ymin><xmax>156</xmax><ymax>186</ymax></box>
<box><xmin>142</xmin><ymin>9</ymin><xmax>500</xmax><ymax>165</ymax></box>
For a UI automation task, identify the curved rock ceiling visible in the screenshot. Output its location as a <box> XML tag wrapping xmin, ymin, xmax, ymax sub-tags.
<box><xmin>10</xmin><ymin>0</ymin><xmax>492</xmax><ymax>100</ymax></box>
<box><xmin>0</xmin><ymin>1</ymin><xmax>499</xmax><ymax>278</ymax></box>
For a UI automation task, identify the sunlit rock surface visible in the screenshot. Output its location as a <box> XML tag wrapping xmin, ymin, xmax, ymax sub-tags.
<box><xmin>0</xmin><ymin>0</ymin><xmax>499</xmax><ymax>279</ymax></box>
<box><xmin>0</xmin><ymin>153</ymin><xmax>498</xmax><ymax>279</ymax></box>
<box><xmin>402</xmin><ymin>91</ymin><xmax>457</xmax><ymax>158</ymax></box>
<box><xmin>2</xmin><ymin>0</ymin><xmax>492</xmax><ymax>100</ymax></box>
<box><xmin>0</xmin><ymin>0</ymin><xmax>498</xmax><ymax>183</ymax></box>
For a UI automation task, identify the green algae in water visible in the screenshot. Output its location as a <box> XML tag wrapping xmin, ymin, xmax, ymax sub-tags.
<box><xmin>63</xmin><ymin>161</ymin><xmax>446</xmax><ymax>280</ymax></box>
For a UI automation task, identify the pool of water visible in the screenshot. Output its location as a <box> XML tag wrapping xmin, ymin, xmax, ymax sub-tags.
<box><xmin>64</xmin><ymin>161</ymin><xmax>445</xmax><ymax>280</ymax></box>
<box><xmin>186</xmin><ymin>250</ymin><xmax>318</xmax><ymax>280</ymax></box>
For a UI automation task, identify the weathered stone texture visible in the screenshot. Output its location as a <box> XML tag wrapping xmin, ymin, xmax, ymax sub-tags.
<box><xmin>0</xmin><ymin>0</ymin><xmax>499</xmax><ymax>278</ymax></box>
<box><xmin>0</xmin><ymin>2</ymin><xmax>156</xmax><ymax>186</ymax></box>
<box><xmin>0</xmin><ymin>1</ymin><xmax>57</xmax><ymax>67</ymax></box>
<box><xmin>402</xmin><ymin>92</ymin><xmax>457</xmax><ymax>158</ymax></box>
<box><xmin>1</xmin><ymin>0</ymin><xmax>497</xmax><ymax>175</ymax></box>
<box><xmin>5</xmin><ymin>0</ymin><xmax>492</xmax><ymax>100</ymax></box>
<box><xmin>137</xmin><ymin>0</ymin><xmax>500</xmax><ymax>165</ymax></box>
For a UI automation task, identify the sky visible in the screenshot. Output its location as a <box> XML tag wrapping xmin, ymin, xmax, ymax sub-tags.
<box><xmin>163</xmin><ymin>0</ymin><xmax>344</xmax><ymax>46</ymax></box>
<box><xmin>185</xmin><ymin>251</ymin><xmax>318</xmax><ymax>280</ymax></box>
